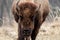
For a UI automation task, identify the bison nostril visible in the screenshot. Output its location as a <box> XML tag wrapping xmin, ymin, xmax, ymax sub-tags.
<box><xmin>23</xmin><ymin>30</ymin><xmax>30</xmax><ymax>33</ymax></box>
<box><xmin>23</xmin><ymin>29</ymin><xmax>32</xmax><ymax>36</ymax></box>
<box><xmin>25</xmin><ymin>22</ymin><xmax>30</xmax><ymax>25</ymax></box>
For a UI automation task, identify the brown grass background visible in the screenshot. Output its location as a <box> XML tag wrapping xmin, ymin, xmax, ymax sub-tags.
<box><xmin>0</xmin><ymin>0</ymin><xmax>60</xmax><ymax>40</ymax></box>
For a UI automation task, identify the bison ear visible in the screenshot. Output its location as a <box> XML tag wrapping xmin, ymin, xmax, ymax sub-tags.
<box><xmin>14</xmin><ymin>13</ymin><xmax>19</xmax><ymax>23</ymax></box>
<box><xmin>43</xmin><ymin>11</ymin><xmax>49</xmax><ymax>22</ymax></box>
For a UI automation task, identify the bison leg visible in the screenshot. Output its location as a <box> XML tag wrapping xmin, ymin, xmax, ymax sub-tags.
<box><xmin>26</xmin><ymin>36</ymin><xmax>31</xmax><ymax>40</ymax></box>
<box><xmin>31</xmin><ymin>13</ymin><xmax>42</xmax><ymax>40</ymax></box>
<box><xmin>31</xmin><ymin>17</ymin><xmax>41</xmax><ymax>40</ymax></box>
<box><xmin>18</xmin><ymin>32</ymin><xmax>24</xmax><ymax>40</ymax></box>
<box><xmin>31</xmin><ymin>27</ymin><xmax>40</xmax><ymax>40</ymax></box>
<box><xmin>18</xmin><ymin>37</ymin><xmax>24</xmax><ymax>40</ymax></box>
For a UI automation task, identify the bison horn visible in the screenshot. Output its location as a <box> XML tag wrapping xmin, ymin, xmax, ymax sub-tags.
<box><xmin>35</xmin><ymin>4</ymin><xmax>41</xmax><ymax>12</ymax></box>
<box><xmin>16</xmin><ymin>0</ymin><xmax>20</xmax><ymax>12</ymax></box>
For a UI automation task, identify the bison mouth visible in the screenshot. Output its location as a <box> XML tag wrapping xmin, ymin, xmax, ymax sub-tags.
<box><xmin>20</xmin><ymin>28</ymin><xmax>32</xmax><ymax>37</ymax></box>
<box><xmin>18</xmin><ymin>29</ymin><xmax>32</xmax><ymax>40</ymax></box>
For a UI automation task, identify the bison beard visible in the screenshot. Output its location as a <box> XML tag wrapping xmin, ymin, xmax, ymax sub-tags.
<box><xmin>12</xmin><ymin>0</ymin><xmax>49</xmax><ymax>40</ymax></box>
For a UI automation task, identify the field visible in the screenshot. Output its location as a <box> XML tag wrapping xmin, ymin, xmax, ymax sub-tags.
<box><xmin>0</xmin><ymin>0</ymin><xmax>60</xmax><ymax>40</ymax></box>
<box><xmin>0</xmin><ymin>16</ymin><xmax>60</xmax><ymax>40</ymax></box>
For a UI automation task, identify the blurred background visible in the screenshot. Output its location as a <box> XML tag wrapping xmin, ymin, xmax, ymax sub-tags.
<box><xmin>0</xmin><ymin>0</ymin><xmax>60</xmax><ymax>40</ymax></box>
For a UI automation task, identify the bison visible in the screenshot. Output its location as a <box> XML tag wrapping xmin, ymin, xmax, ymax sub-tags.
<box><xmin>12</xmin><ymin>0</ymin><xmax>50</xmax><ymax>40</ymax></box>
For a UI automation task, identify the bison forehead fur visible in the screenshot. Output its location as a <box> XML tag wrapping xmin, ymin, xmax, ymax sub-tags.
<box><xmin>17</xmin><ymin>2</ymin><xmax>38</xmax><ymax>17</ymax></box>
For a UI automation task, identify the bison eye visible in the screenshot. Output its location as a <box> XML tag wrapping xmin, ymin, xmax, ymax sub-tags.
<box><xmin>19</xmin><ymin>16</ymin><xmax>23</xmax><ymax>20</ymax></box>
<box><xmin>30</xmin><ymin>16</ymin><xmax>35</xmax><ymax>21</ymax></box>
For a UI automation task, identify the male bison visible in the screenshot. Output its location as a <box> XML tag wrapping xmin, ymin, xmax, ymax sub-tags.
<box><xmin>12</xmin><ymin>0</ymin><xmax>50</xmax><ymax>40</ymax></box>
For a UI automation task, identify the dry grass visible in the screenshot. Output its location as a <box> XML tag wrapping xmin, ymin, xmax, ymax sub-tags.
<box><xmin>0</xmin><ymin>17</ymin><xmax>60</xmax><ymax>40</ymax></box>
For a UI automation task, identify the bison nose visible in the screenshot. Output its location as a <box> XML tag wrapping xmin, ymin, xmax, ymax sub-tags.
<box><xmin>23</xmin><ymin>29</ymin><xmax>32</xmax><ymax>36</ymax></box>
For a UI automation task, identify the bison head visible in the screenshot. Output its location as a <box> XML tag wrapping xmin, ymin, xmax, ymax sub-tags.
<box><xmin>13</xmin><ymin>2</ymin><xmax>41</xmax><ymax>37</ymax></box>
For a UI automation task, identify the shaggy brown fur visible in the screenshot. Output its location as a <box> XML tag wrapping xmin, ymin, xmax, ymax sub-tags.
<box><xmin>12</xmin><ymin>0</ymin><xmax>50</xmax><ymax>40</ymax></box>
